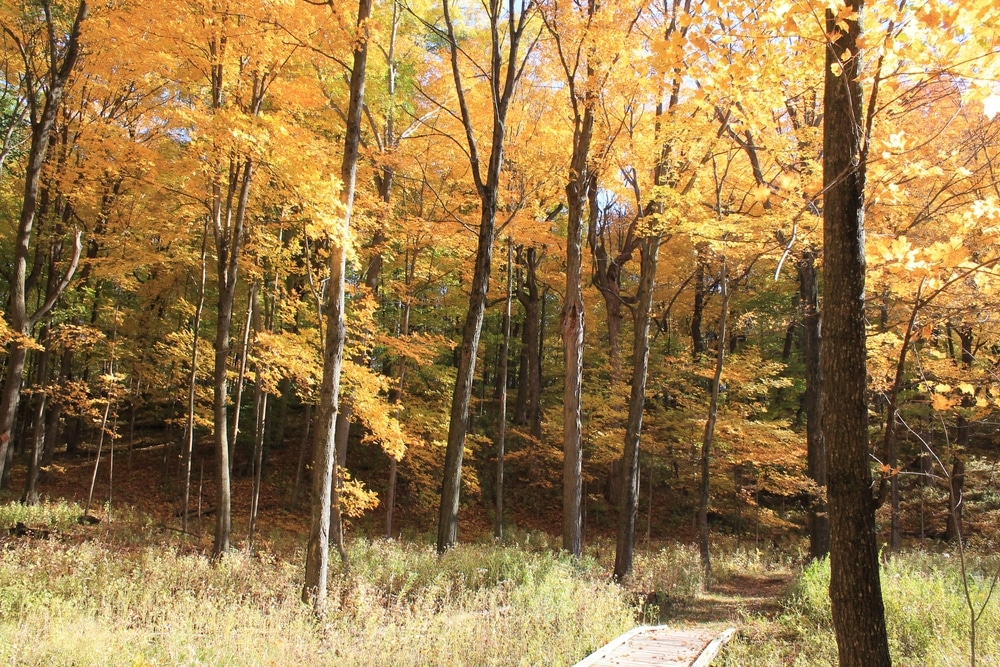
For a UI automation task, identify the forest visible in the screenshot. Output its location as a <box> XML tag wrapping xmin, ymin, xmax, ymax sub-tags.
<box><xmin>1</xmin><ymin>0</ymin><xmax>1000</xmax><ymax>664</ymax></box>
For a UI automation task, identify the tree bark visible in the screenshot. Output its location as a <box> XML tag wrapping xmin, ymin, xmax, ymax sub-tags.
<box><xmin>495</xmin><ymin>238</ymin><xmax>513</xmax><ymax>540</ymax></box>
<box><xmin>698</xmin><ymin>260</ymin><xmax>730</xmax><ymax>579</ymax></box>
<box><xmin>436</xmin><ymin>0</ymin><xmax>532</xmax><ymax>553</ymax></box>
<box><xmin>613</xmin><ymin>234</ymin><xmax>660</xmax><ymax>581</ymax></box>
<box><xmin>947</xmin><ymin>325</ymin><xmax>974</xmax><ymax>542</ymax></box>
<box><xmin>0</xmin><ymin>1</ymin><xmax>89</xmax><ymax>486</ymax></box>
<box><xmin>513</xmin><ymin>246</ymin><xmax>543</xmax><ymax>436</ymax></box>
<box><xmin>22</xmin><ymin>328</ymin><xmax>50</xmax><ymax>505</ymax></box>
<box><xmin>821</xmin><ymin>1</ymin><xmax>892</xmax><ymax>662</ymax></box>
<box><xmin>798</xmin><ymin>249</ymin><xmax>828</xmax><ymax>559</ymax></box>
<box><xmin>183</xmin><ymin>223</ymin><xmax>208</xmax><ymax>534</ymax></box>
<box><xmin>303</xmin><ymin>0</ymin><xmax>371</xmax><ymax>611</ymax></box>
<box><xmin>561</xmin><ymin>152</ymin><xmax>590</xmax><ymax>557</ymax></box>
<box><xmin>588</xmin><ymin>193</ymin><xmax>639</xmax><ymax>380</ymax></box>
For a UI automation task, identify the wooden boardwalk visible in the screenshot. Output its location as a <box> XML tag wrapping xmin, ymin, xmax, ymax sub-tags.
<box><xmin>575</xmin><ymin>626</ymin><xmax>736</xmax><ymax>667</ymax></box>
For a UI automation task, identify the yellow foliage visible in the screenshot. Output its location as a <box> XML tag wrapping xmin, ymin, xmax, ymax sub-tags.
<box><xmin>340</xmin><ymin>470</ymin><xmax>379</xmax><ymax>519</ymax></box>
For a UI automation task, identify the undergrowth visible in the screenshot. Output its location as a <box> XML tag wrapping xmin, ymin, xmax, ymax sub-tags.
<box><xmin>0</xmin><ymin>501</ymin><xmax>635</xmax><ymax>666</ymax></box>
<box><xmin>721</xmin><ymin>550</ymin><xmax>1000</xmax><ymax>666</ymax></box>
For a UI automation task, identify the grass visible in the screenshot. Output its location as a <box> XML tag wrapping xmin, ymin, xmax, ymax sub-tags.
<box><xmin>0</xmin><ymin>501</ymin><xmax>636</xmax><ymax>666</ymax></box>
<box><xmin>8</xmin><ymin>500</ymin><xmax>996</xmax><ymax>666</ymax></box>
<box><xmin>720</xmin><ymin>550</ymin><xmax>1000</xmax><ymax>666</ymax></box>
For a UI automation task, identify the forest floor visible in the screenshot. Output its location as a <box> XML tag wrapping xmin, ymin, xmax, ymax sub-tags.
<box><xmin>4</xmin><ymin>439</ymin><xmax>1000</xmax><ymax>665</ymax></box>
<box><xmin>669</xmin><ymin>571</ymin><xmax>792</xmax><ymax>625</ymax></box>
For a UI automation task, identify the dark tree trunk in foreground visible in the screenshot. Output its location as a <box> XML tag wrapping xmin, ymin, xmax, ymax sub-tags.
<box><xmin>821</xmin><ymin>1</ymin><xmax>892</xmax><ymax>663</ymax></box>
<box><xmin>798</xmin><ymin>249</ymin><xmax>828</xmax><ymax>559</ymax></box>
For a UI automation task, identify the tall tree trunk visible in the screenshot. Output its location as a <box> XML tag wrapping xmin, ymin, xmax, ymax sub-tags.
<box><xmin>514</xmin><ymin>246</ymin><xmax>542</xmax><ymax>435</ymax></box>
<box><xmin>947</xmin><ymin>325</ymin><xmax>974</xmax><ymax>542</ymax></box>
<box><xmin>613</xmin><ymin>234</ymin><xmax>660</xmax><ymax>581</ymax></box>
<box><xmin>821</xmin><ymin>1</ymin><xmax>891</xmax><ymax>662</ymax></box>
<box><xmin>183</xmin><ymin>223</ymin><xmax>208</xmax><ymax>534</ymax></box>
<box><xmin>698</xmin><ymin>260</ymin><xmax>730</xmax><ymax>579</ymax></box>
<box><xmin>42</xmin><ymin>346</ymin><xmax>73</xmax><ymax>467</ymax></box>
<box><xmin>798</xmin><ymin>249</ymin><xmax>828</xmax><ymax>559</ymax></box>
<box><xmin>882</xmin><ymin>286</ymin><xmax>923</xmax><ymax>551</ymax></box>
<box><xmin>248</xmin><ymin>284</ymin><xmax>267</xmax><ymax>543</ymax></box>
<box><xmin>22</xmin><ymin>327</ymin><xmax>50</xmax><ymax>505</ymax></box>
<box><xmin>210</xmin><ymin>157</ymin><xmax>254</xmax><ymax>557</ymax></box>
<box><xmin>562</xmin><ymin>170</ymin><xmax>589</xmax><ymax>557</ymax></box>
<box><xmin>303</xmin><ymin>0</ymin><xmax>371</xmax><ymax>611</ymax></box>
<box><xmin>438</xmin><ymin>199</ymin><xmax>498</xmax><ymax>551</ymax></box>
<box><xmin>560</xmin><ymin>88</ymin><xmax>597</xmax><ymax>557</ymax></box>
<box><xmin>436</xmin><ymin>0</ymin><xmax>532</xmax><ymax>553</ymax></box>
<box><xmin>229</xmin><ymin>283</ymin><xmax>256</xmax><ymax>470</ymax></box>
<box><xmin>495</xmin><ymin>238</ymin><xmax>513</xmax><ymax>541</ymax></box>
<box><xmin>211</xmin><ymin>268</ymin><xmax>237</xmax><ymax>554</ymax></box>
<box><xmin>386</xmin><ymin>247</ymin><xmax>414</xmax><ymax>540</ymax></box>
<box><xmin>0</xmin><ymin>1</ymin><xmax>88</xmax><ymax>486</ymax></box>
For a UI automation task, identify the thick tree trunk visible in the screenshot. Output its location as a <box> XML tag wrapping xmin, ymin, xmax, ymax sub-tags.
<box><xmin>613</xmin><ymin>234</ymin><xmax>660</xmax><ymax>581</ymax></box>
<box><xmin>798</xmin><ymin>250</ymin><xmax>828</xmax><ymax>559</ymax></box>
<box><xmin>560</xmin><ymin>93</ymin><xmax>596</xmax><ymax>557</ymax></box>
<box><xmin>821</xmin><ymin>2</ymin><xmax>892</xmax><ymax>663</ymax></box>
<box><xmin>562</xmin><ymin>181</ymin><xmax>588</xmax><ymax>557</ymax></box>
<box><xmin>212</xmin><ymin>276</ymin><xmax>237</xmax><ymax>555</ymax></box>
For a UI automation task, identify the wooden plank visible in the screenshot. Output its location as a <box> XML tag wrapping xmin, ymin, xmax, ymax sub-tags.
<box><xmin>575</xmin><ymin>625</ymin><xmax>736</xmax><ymax>667</ymax></box>
<box><xmin>691</xmin><ymin>628</ymin><xmax>737</xmax><ymax>667</ymax></box>
<box><xmin>574</xmin><ymin>626</ymin><xmax>652</xmax><ymax>667</ymax></box>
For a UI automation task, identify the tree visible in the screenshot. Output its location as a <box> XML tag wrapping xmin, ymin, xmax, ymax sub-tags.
<box><xmin>798</xmin><ymin>248</ymin><xmax>827</xmax><ymax>559</ymax></box>
<box><xmin>820</xmin><ymin>0</ymin><xmax>891</xmax><ymax>663</ymax></box>
<box><xmin>0</xmin><ymin>0</ymin><xmax>87</xmax><ymax>487</ymax></box>
<box><xmin>303</xmin><ymin>0</ymin><xmax>372</xmax><ymax>612</ymax></box>
<box><xmin>435</xmin><ymin>0</ymin><xmax>536</xmax><ymax>553</ymax></box>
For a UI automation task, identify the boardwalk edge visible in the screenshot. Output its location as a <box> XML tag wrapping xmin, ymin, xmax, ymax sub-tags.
<box><xmin>690</xmin><ymin>627</ymin><xmax>737</xmax><ymax>667</ymax></box>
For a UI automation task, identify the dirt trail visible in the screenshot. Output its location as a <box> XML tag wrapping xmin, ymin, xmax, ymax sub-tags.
<box><xmin>666</xmin><ymin>571</ymin><xmax>793</xmax><ymax>626</ymax></box>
